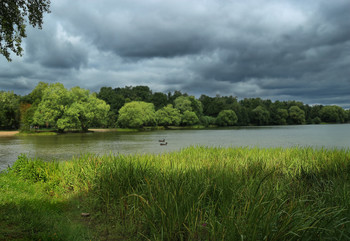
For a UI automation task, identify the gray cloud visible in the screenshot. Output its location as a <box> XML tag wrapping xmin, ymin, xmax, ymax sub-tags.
<box><xmin>0</xmin><ymin>0</ymin><xmax>349</xmax><ymax>108</ymax></box>
<box><xmin>24</xmin><ymin>22</ymin><xmax>88</xmax><ymax>69</ymax></box>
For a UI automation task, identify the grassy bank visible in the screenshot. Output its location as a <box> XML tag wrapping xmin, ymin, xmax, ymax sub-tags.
<box><xmin>15</xmin><ymin>132</ymin><xmax>58</xmax><ymax>136</ymax></box>
<box><xmin>1</xmin><ymin>147</ymin><xmax>350</xmax><ymax>240</ymax></box>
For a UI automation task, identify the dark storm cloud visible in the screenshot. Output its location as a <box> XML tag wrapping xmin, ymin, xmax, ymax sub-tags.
<box><xmin>53</xmin><ymin>0</ymin><xmax>212</xmax><ymax>59</ymax></box>
<box><xmin>24</xmin><ymin>23</ymin><xmax>88</xmax><ymax>69</ymax></box>
<box><xmin>1</xmin><ymin>0</ymin><xmax>349</xmax><ymax>108</ymax></box>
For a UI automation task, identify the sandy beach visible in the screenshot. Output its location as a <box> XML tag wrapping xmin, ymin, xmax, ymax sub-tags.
<box><xmin>89</xmin><ymin>128</ymin><xmax>118</xmax><ymax>132</ymax></box>
<box><xmin>0</xmin><ymin>129</ymin><xmax>117</xmax><ymax>137</ymax></box>
<box><xmin>0</xmin><ymin>131</ymin><xmax>19</xmax><ymax>137</ymax></box>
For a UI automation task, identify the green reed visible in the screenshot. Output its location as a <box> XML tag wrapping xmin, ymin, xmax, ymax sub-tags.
<box><xmin>2</xmin><ymin>146</ymin><xmax>350</xmax><ymax>240</ymax></box>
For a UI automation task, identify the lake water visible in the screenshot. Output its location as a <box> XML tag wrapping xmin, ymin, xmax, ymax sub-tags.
<box><xmin>1</xmin><ymin>124</ymin><xmax>349</xmax><ymax>171</ymax></box>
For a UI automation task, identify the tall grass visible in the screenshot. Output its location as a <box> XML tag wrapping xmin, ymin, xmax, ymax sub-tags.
<box><xmin>2</xmin><ymin>146</ymin><xmax>350</xmax><ymax>240</ymax></box>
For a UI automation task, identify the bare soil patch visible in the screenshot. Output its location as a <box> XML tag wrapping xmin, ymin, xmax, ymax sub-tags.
<box><xmin>0</xmin><ymin>131</ymin><xmax>19</xmax><ymax>137</ymax></box>
<box><xmin>89</xmin><ymin>128</ymin><xmax>118</xmax><ymax>132</ymax></box>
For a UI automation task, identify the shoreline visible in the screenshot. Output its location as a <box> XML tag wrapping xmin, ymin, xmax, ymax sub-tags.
<box><xmin>0</xmin><ymin>131</ymin><xmax>19</xmax><ymax>137</ymax></box>
<box><xmin>0</xmin><ymin>128</ymin><xmax>133</xmax><ymax>137</ymax></box>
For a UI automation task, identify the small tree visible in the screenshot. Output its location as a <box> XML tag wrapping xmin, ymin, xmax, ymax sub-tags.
<box><xmin>251</xmin><ymin>106</ymin><xmax>270</xmax><ymax>125</ymax></box>
<box><xmin>33</xmin><ymin>83</ymin><xmax>70</xmax><ymax>131</ymax></box>
<box><xmin>174</xmin><ymin>96</ymin><xmax>192</xmax><ymax>114</ymax></box>
<box><xmin>181</xmin><ymin>111</ymin><xmax>199</xmax><ymax>126</ymax></box>
<box><xmin>288</xmin><ymin>106</ymin><xmax>305</xmax><ymax>124</ymax></box>
<box><xmin>0</xmin><ymin>91</ymin><xmax>20</xmax><ymax>129</ymax></box>
<box><xmin>156</xmin><ymin>104</ymin><xmax>181</xmax><ymax>126</ymax></box>
<box><xmin>276</xmin><ymin>108</ymin><xmax>288</xmax><ymax>125</ymax></box>
<box><xmin>216</xmin><ymin>110</ymin><xmax>238</xmax><ymax>126</ymax></box>
<box><xmin>117</xmin><ymin>101</ymin><xmax>156</xmax><ymax>128</ymax></box>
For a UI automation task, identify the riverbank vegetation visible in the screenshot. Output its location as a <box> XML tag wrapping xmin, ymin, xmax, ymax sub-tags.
<box><xmin>1</xmin><ymin>146</ymin><xmax>350</xmax><ymax>240</ymax></box>
<box><xmin>1</xmin><ymin>82</ymin><xmax>349</xmax><ymax>131</ymax></box>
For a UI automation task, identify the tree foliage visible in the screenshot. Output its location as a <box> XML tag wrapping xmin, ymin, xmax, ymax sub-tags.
<box><xmin>216</xmin><ymin>110</ymin><xmax>238</xmax><ymax>126</ymax></box>
<box><xmin>19</xmin><ymin>82</ymin><xmax>49</xmax><ymax>131</ymax></box>
<box><xmin>0</xmin><ymin>91</ymin><xmax>20</xmax><ymax>129</ymax></box>
<box><xmin>251</xmin><ymin>106</ymin><xmax>270</xmax><ymax>125</ymax></box>
<box><xmin>1</xmin><ymin>83</ymin><xmax>349</xmax><ymax>131</ymax></box>
<box><xmin>156</xmin><ymin>104</ymin><xmax>181</xmax><ymax>126</ymax></box>
<box><xmin>117</xmin><ymin>101</ymin><xmax>156</xmax><ymax>128</ymax></box>
<box><xmin>320</xmin><ymin>106</ymin><xmax>347</xmax><ymax>123</ymax></box>
<box><xmin>181</xmin><ymin>111</ymin><xmax>199</xmax><ymax>126</ymax></box>
<box><xmin>0</xmin><ymin>0</ymin><xmax>51</xmax><ymax>61</ymax></box>
<box><xmin>275</xmin><ymin>108</ymin><xmax>289</xmax><ymax>125</ymax></box>
<box><xmin>288</xmin><ymin>106</ymin><xmax>305</xmax><ymax>124</ymax></box>
<box><xmin>33</xmin><ymin>83</ymin><xmax>70</xmax><ymax>130</ymax></box>
<box><xmin>33</xmin><ymin>83</ymin><xmax>109</xmax><ymax>132</ymax></box>
<box><xmin>152</xmin><ymin>92</ymin><xmax>168</xmax><ymax>110</ymax></box>
<box><xmin>174</xmin><ymin>96</ymin><xmax>192</xmax><ymax>114</ymax></box>
<box><xmin>57</xmin><ymin>87</ymin><xmax>110</xmax><ymax>131</ymax></box>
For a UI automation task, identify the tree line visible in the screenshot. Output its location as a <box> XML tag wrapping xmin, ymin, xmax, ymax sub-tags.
<box><xmin>0</xmin><ymin>82</ymin><xmax>349</xmax><ymax>131</ymax></box>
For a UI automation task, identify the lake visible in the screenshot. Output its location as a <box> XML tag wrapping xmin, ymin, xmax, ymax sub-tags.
<box><xmin>1</xmin><ymin>124</ymin><xmax>349</xmax><ymax>171</ymax></box>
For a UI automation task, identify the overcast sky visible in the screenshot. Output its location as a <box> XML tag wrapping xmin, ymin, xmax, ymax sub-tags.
<box><xmin>1</xmin><ymin>0</ymin><xmax>349</xmax><ymax>108</ymax></box>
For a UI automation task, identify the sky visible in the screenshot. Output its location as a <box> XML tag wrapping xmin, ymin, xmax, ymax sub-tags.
<box><xmin>1</xmin><ymin>0</ymin><xmax>350</xmax><ymax>108</ymax></box>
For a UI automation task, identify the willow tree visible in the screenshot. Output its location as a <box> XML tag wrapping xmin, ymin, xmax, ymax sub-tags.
<box><xmin>33</xmin><ymin>84</ymin><xmax>110</xmax><ymax>132</ymax></box>
<box><xmin>117</xmin><ymin>101</ymin><xmax>156</xmax><ymax>128</ymax></box>
<box><xmin>216</xmin><ymin>110</ymin><xmax>238</xmax><ymax>126</ymax></box>
<box><xmin>156</xmin><ymin>104</ymin><xmax>181</xmax><ymax>126</ymax></box>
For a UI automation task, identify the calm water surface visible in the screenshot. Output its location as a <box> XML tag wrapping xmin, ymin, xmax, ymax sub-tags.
<box><xmin>1</xmin><ymin>124</ymin><xmax>349</xmax><ymax>170</ymax></box>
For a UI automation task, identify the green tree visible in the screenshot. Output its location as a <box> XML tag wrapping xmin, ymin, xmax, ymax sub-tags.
<box><xmin>20</xmin><ymin>82</ymin><xmax>49</xmax><ymax>131</ymax></box>
<box><xmin>174</xmin><ymin>96</ymin><xmax>192</xmax><ymax>114</ymax></box>
<box><xmin>19</xmin><ymin>102</ymin><xmax>33</xmax><ymax>131</ymax></box>
<box><xmin>203</xmin><ymin>96</ymin><xmax>225</xmax><ymax>117</ymax></box>
<box><xmin>1</xmin><ymin>0</ymin><xmax>51</xmax><ymax>61</ymax></box>
<box><xmin>312</xmin><ymin>117</ymin><xmax>321</xmax><ymax>124</ymax></box>
<box><xmin>216</xmin><ymin>110</ymin><xmax>238</xmax><ymax>126</ymax></box>
<box><xmin>189</xmin><ymin>96</ymin><xmax>203</xmax><ymax>117</ymax></box>
<box><xmin>288</xmin><ymin>106</ymin><xmax>305</xmax><ymax>124</ymax></box>
<box><xmin>25</xmin><ymin>82</ymin><xmax>49</xmax><ymax>105</ymax></box>
<box><xmin>0</xmin><ymin>91</ymin><xmax>20</xmax><ymax>129</ymax></box>
<box><xmin>97</xmin><ymin>87</ymin><xmax>125</xmax><ymax>127</ymax></box>
<box><xmin>181</xmin><ymin>111</ymin><xmax>199</xmax><ymax>126</ymax></box>
<box><xmin>131</xmin><ymin>86</ymin><xmax>152</xmax><ymax>102</ymax></box>
<box><xmin>151</xmin><ymin>92</ymin><xmax>168</xmax><ymax>110</ymax></box>
<box><xmin>156</xmin><ymin>104</ymin><xmax>181</xmax><ymax>126</ymax></box>
<box><xmin>98</xmin><ymin>87</ymin><xmax>125</xmax><ymax>112</ymax></box>
<box><xmin>33</xmin><ymin>84</ymin><xmax>109</xmax><ymax>132</ymax></box>
<box><xmin>57</xmin><ymin>87</ymin><xmax>110</xmax><ymax>131</ymax></box>
<box><xmin>168</xmin><ymin>90</ymin><xmax>185</xmax><ymax>105</ymax></box>
<box><xmin>33</xmin><ymin>83</ymin><xmax>70</xmax><ymax>131</ymax></box>
<box><xmin>320</xmin><ymin>106</ymin><xmax>347</xmax><ymax>123</ymax></box>
<box><xmin>275</xmin><ymin>108</ymin><xmax>288</xmax><ymax>125</ymax></box>
<box><xmin>200</xmin><ymin>115</ymin><xmax>216</xmax><ymax>127</ymax></box>
<box><xmin>117</xmin><ymin>101</ymin><xmax>156</xmax><ymax>128</ymax></box>
<box><xmin>251</xmin><ymin>106</ymin><xmax>270</xmax><ymax>125</ymax></box>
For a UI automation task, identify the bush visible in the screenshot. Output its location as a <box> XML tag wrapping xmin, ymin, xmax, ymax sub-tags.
<box><xmin>11</xmin><ymin>154</ymin><xmax>49</xmax><ymax>182</ymax></box>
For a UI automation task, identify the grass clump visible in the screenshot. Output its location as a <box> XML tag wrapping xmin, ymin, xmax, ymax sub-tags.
<box><xmin>16</xmin><ymin>131</ymin><xmax>58</xmax><ymax>136</ymax></box>
<box><xmin>1</xmin><ymin>146</ymin><xmax>350</xmax><ymax>240</ymax></box>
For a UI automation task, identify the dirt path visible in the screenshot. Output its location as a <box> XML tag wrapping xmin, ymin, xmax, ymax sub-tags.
<box><xmin>89</xmin><ymin>128</ymin><xmax>118</xmax><ymax>132</ymax></box>
<box><xmin>0</xmin><ymin>131</ymin><xmax>19</xmax><ymax>137</ymax></box>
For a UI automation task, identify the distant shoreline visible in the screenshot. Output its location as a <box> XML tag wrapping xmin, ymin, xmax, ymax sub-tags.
<box><xmin>0</xmin><ymin>129</ymin><xmax>129</xmax><ymax>137</ymax></box>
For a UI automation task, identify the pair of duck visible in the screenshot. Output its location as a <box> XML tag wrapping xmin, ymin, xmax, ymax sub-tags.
<box><xmin>159</xmin><ymin>139</ymin><xmax>167</xmax><ymax>145</ymax></box>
